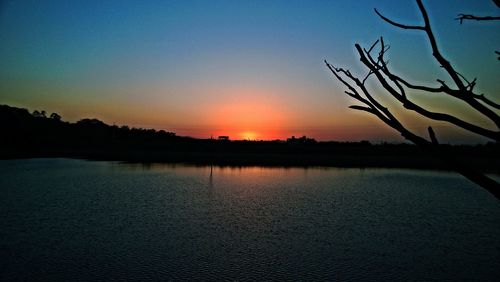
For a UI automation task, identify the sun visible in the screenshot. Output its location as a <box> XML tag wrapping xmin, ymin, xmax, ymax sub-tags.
<box><xmin>240</xmin><ymin>131</ymin><xmax>258</xmax><ymax>140</ymax></box>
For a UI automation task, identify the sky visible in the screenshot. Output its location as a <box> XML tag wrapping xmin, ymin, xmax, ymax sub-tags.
<box><xmin>1</xmin><ymin>0</ymin><xmax>499</xmax><ymax>142</ymax></box>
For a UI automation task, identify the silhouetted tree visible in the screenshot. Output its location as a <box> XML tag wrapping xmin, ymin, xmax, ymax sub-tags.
<box><xmin>50</xmin><ymin>112</ymin><xmax>61</xmax><ymax>121</ymax></box>
<box><xmin>325</xmin><ymin>0</ymin><xmax>500</xmax><ymax>199</ymax></box>
<box><xmin>33</xmin><ymin>110</ymin><xmax>47</xmax><ymax>118</ymax></box>
<box><xmin>32</xmin><ymin>110</ymin><xmax>42</xmax><ymax>118</ymax></box>
<box><xmin>76</xmin><ymin>118</ymin><xmax>106</xmax><ymax>127</ymax></box>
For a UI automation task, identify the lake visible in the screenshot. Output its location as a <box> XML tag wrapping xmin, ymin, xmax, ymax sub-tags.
<box><xmin>1</xmin><ymin>158</ymin><xmax>499</xmax><ymax>281</ymax></box>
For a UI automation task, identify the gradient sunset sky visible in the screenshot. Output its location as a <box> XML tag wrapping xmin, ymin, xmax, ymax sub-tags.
<box><xmin>1</xmin><ymin>0</ymin><xmax>499</xmax><ymax>142</ymax></box>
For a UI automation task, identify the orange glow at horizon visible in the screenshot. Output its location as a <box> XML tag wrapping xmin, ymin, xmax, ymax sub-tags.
<box><xmin>239</xmin><ymin>131</ymin><xmax>258</xmax><ymax>140</ymax></box>
<box><xmin>201</xmin><ymin>89</ymin><xmax>291</xmax><ymax>140</ymax></box>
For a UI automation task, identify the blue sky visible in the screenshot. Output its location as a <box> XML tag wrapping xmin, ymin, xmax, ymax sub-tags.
<box><xmin>1</xmin><ymin>0</ymin><xmax>499</xmax><ymax>142</ymax></box>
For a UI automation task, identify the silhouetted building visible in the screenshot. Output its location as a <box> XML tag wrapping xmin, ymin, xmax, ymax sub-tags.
<box><xmin>287</xmin><ymin>135</ymin><xmax>316</xmax><ymax>144</ymax></box>
<box><xmin>218</xmin><ymin>136</ymin><xmax>229</xmax><ymax>141</ymax></box>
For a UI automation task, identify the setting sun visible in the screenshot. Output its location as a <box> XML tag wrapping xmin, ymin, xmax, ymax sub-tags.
<box><xmin>201</xmin><ymin>90</ymin><xmax>291</xmax><ymax>140</ymax></box>
<box><xmin>240</xmin><ymin>131</ymin><xmax>258</xmax><ymax>140</ymax></box>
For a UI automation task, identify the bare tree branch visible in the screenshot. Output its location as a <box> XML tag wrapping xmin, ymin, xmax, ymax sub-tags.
<box><xmin>456</xmin><ymin>14</ymin><xmax>500</xmax><ymax>24</ymax></box>
<box><xmin>349</xmin><ymin>105</ymin><xmax>376</xmax><ymax>114</ymax></box>
<box><xmin>361</xmin><ymin>70</ymin><xmax>374</xmax><ymax>85</ymax></box>
<box><xmin>325</xmin><ymin>61</ymin><xmax>429</xmax><ymax>145</ymax></box>
<box><xmin>326</xmin><ymin>57</ymin><xmax>500</xmax><ymax>199</ymax></box>
<box><xmin>325</xmin><ymin>0</ymin><xmax>500</xmax><ymax>198</ymax></box>
<box><xmin>374</xmin><ymin>8</ymin><xmax>425</xmax><ymax>30</ymax></box>
<box><xmin>355</xmin><ymin>42</ymin><xmax>500</xmax><ymax>141</ymax></box>
<box><xmin>414</xmin><ymin>1</ymin><xmax>467</xmax><ymax>90</ymax></box>
<box><xmin>417</xmin><ymin>1</ymin><xmax>500</xmax><ymax>125</ymax></box>
<box><xmin>372</xmin><ymin>39</ymin><xmax>500</xmax><ymax>127</ymax></box>
<box><xmin>473</xmin><ymin>94</ymin><xmax>500</xmax><ymax>110</ymax></box>
<box><xmin>374</xmin><ymin>0</ymin><xmax>500</xmax><ymax>128</ymax></box>
<box><xmin>428</xmin><ymin>126</ymin><xmax>438</xmax><ymax>145</ymax></box>
<box><xmin>396</xmin><ymin>74</ymin><xmax>500</xmax><ymax>110</ymax></box>
<box><xmin>456</xmin><ymin>1</ymin><xmax>500</xmax><ymax>60</ymax></box>
<box><xmin>366</xmin><ymin>39</ymin><xmax>380</xmax><ymax>54</ymax></box>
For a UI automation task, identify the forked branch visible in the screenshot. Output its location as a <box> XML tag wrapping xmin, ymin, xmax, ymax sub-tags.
<box><xmin>325</xmin><ymin>0</ymin><xmax>500</xmax><ymax>198</ymax></box>
<box><xmin>325</xmin><ymin>57</ymin><xmax>500</xmax><ymax>199</ymax></box>
<box><xmin>375</xmin><ymin>0</ymin><xmax>500</xmax><ymax>129</ymax></box>
<box><xmin>356</xmin><ymin>39</ymin><xmax>500</xmax><ymax>141</ymax></box>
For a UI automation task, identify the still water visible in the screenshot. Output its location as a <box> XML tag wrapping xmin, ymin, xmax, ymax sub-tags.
<box><xmin>1</xmin><ymin>158</ymin><xmax>499</xmax><ymax>281</ymax></box>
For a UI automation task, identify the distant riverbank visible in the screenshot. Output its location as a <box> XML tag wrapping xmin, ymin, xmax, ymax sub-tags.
<box><xmin>2</xmin><ymin>149</ymin><xmax>499</xmax><ymax>173</ymax></box>
<box><xmin>1</xmin><ymin>104</ymin><xmax>499</xmax><ymax>172</ymax></box>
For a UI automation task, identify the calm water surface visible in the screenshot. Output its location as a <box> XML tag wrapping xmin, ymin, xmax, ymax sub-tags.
<box><xmin>1</xmin><ymin>158</ymin><xmax>499</xmax><ymax>281</ymax></box>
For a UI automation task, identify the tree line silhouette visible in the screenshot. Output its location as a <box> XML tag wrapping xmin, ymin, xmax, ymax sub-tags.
<box><xmin>1</xmin><ymin>104</ymin><xmax>498</xmax><ymax>170</ymax></box>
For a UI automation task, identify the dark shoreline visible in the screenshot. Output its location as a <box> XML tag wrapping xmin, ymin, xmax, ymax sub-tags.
<box><xmin>2</xmin><ymin>149</ymin><xmax>499</xmax><ymax>173</ymax></box>
<box><xmin>1</xmin><ymin>104</ymin><xmax>499</xmax><ymax>173</ymax></box>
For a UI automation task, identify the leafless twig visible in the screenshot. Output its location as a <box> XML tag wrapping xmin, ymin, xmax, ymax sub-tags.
<box><xmin>325</xmin><ymin>0</ymin><xmax>500</xmax><ymax>198</ymax></box>
<box><xmin>456</xmin><ymin>14</ymin><xmax>500</xmax><ymax>24</ymax></box>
